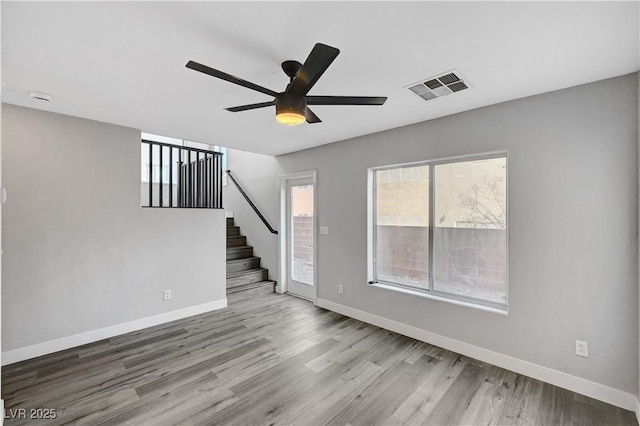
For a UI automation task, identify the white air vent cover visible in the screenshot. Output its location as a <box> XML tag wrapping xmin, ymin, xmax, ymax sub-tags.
<box><xmin>406</xmin><ymin>70</ymin><xmax>470</xmax><ymax>102</ymax></box>
<box><xmin>30</xmin><ymin>91</ymin><xmax>53</xmax><ymax>102</ymax></box>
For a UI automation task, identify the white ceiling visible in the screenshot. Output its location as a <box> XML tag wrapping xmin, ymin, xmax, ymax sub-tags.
<box><xmin>2</xmin><ymin>1</ymin><xmax>638</xmax><ymax>156</ymax></box>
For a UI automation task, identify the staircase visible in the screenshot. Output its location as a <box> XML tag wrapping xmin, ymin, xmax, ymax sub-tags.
<box><xmin>226</xmin><ymin>217</ymin><xmax>275</xmax><ymax>293</ymax></box>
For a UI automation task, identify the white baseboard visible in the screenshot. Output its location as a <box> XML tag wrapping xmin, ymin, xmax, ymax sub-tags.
<box><xmin>2</xmin><ymin>299</ymin><xmax>227</xmax><ymax>366</ymax></box>
<box><xmin>316</xmin><ymin>298</ymin><xmax>637</xmax><ymax>412</ymax></box>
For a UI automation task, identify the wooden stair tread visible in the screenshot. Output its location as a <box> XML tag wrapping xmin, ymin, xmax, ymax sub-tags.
<box><xmin>226</xmin><ymin>256</ymin><xmax>260</xmax><ymax>264</ymax></box>
<box><xmin>226</xmin><ymin>267</ymin><xmax>268</xmax><ymax>278</ymax></box>
<box><xmin>226</xmin><ymin>226</ymin><xmax>240</xmax><ymax>236</ymax></box>
<box><xmin>227</xmin><ymin>235</ymin><xmax>247</xmax><ymax>247</ymax></box>
<box><xmin>226</xmin><ymin>245</ymin><xmax>253</xmax><ymax>251</ymax></box>
<box><xmin>226</xmin><ymin>280</ymin><xmax>275</xmax><ymax>293</ymax></box>
<box><xmin>226</xmin><ymin>246</ymin><xmax>255</xmax><ymax>261</ymax></box>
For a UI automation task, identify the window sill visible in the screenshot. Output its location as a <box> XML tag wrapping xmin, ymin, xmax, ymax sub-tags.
<box><xmin>369</xmin><ymin>281</ymin><xmax>508</xmax><ymax>316</ymax></box>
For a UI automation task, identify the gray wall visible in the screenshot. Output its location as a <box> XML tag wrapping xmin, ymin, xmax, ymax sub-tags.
<box><xmin>224</xmin><ymin>148</ymin><xmax>279</xmax><ymax>281</ymax></box>
<box><xmin>2</xmin><ymin>105</ymin><xmax>226</xmax><ymax>351</ymax></box>
<box><xmin>276</xmin><ymin>73</ymin><xmax>639</xmax><ymax>394</ymax></box>
<box><xmin>1</xmin><ymin>102</ymin><xmax>4</xmax><ymax>366</ymax></box>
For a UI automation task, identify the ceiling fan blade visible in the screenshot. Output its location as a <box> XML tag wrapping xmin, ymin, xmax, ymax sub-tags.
<box><xmin>287</xmin><ymin>43</ymin><xmax>340</xmax><ymax>96</ymax></box>
<box><xmin>305</xmin><ymin>108</ymin><xmax>322</xmax><ymax>124</ymax></box>
<box><xmin>186</xmin><ymin>60</ymin><xmax>278</xmax><ymax>97</ymax></box>
<box><xmin>225</xmin><ymin>101</ymin><xmax>275</xmax><ymax>112</ymax></box>
<box><xmin>307</xmin><ymin>96</ymin><xmax>387</xmax><ymax>106</ymax></box>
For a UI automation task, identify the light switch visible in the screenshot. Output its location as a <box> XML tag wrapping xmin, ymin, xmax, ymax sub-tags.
<box><xmin>319</xmin><ymin>226</ymin><xmax>329</xmax><ymax>235</ymax></box>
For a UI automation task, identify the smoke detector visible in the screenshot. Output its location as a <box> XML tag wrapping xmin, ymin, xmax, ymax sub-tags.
<box><xmin>406</xmin><ymin>70</ymin><xmax>470</xmax><ymax>102</ymax></box>
<box><xmin>30</xmin><ymin>91</ymin><xmax>53</xmax><ymax>102</ymax></box>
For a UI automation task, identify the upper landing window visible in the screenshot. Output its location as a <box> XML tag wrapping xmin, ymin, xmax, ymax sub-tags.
<box><xmin>369</xmin><ymin>153</ymin><xmax>507</xmax><ymax>311</ymax></box>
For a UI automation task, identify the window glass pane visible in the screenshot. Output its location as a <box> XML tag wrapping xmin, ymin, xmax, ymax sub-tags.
<box><xmin>184</xmin><ymin>140</ymin><xmax>214</xmax><ymax>150</ymax></box>
<box><xmin>375</xmin><ymin>165</ymin><xmax>430</xmax><ymax>289</ymax></box>
<box><xmin>411</xmin><ymin>167</ymin><xmax>423</xmax><ymax>180</ymax></box>
<box><xmin>141</xmin><ymin>132</ymin><xmax>183</xmax><ymax>146</ymax></box>
<box><xmin>433</xmin><ymin>157</ymin><xmax>507</xmax><ymax>304</ymax></box>
<box><xmin>387</xmin><ymin>169</ymin><xmax>400</xmax><ymax>182</ymax></box>
<box><xmin>291</xmin><ymin>184</ymin><xmax>314</xmax><ymax>285</ymax></box>
<box><xmin>219</xmin><ymin>147</ymin><xmax>227</xmax><ymax>170</ymax></box>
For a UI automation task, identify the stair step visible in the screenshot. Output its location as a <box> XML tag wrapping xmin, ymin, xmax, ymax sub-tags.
<box><xmin>226</xmin><ymin>226</ymin><xmax>240</xmax><ymax>236</ymax></box>
<box><xmin>227</xmin><ymin>280</ymin><xmax>275</xmax><ymax>294</ymax></box>
<box><xmin>226</xmin><ymin>256</ymin><xmax>261</xmax><ymax>274</ymax></box>
<box><xmin>226</xmin><ymin>246</ymin><xmax>254</xmax><ymax>260</ymax></box>
<box><xmin>226</xmin><ymin>217</ymin><xmax>234</xmax><ymax>226</ymax></box>
<box><xmin>226</xmin><ymin>235</ymin><xmax>247</xmax><ymax>247</ymax></box>
<box><xmin>226</xmin><ymin>268</ymin><xmax>268</xmax><ymax>287</ymax></box>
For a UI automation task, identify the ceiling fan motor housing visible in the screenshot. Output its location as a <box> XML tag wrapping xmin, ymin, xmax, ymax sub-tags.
<box><xmin>276</xmin><ymin>92</ymin><xmax>307</xmax><ymax>116</ymax></box>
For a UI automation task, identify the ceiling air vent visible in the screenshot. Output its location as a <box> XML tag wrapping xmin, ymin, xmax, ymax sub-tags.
<box><xmin>406</xmin><ymin>70</ymin><xmax>470</xmax><ymax>102</ymax></box>
<box><xmin>30</xmin><ymin>91</ymin><xmax>53</xmax><ymax>102</ymax></box>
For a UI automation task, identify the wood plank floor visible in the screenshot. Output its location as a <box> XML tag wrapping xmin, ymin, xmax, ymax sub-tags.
<box><xmin>2</xmin><ymin>286</ymin><xmax>637</xmax><ymax>425</ymax></box>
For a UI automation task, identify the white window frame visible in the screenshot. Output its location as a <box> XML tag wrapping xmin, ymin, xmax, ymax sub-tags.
<box><xmin>368</xmin><ymin>151</ymin><xmax>508</xmax><ymax>313</ymax></box>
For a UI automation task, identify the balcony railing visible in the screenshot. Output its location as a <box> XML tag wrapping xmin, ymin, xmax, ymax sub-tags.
<box><xmin>141</xmin><ymin>139</ymin><xmax>223</xmax><ymax>208</ymax></box>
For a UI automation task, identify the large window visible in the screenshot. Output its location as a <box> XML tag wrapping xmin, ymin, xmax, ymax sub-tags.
<box><xmin>370</xmin><ymin>153</ymin><xmax>507</xmax><ymax>310</ymax></box>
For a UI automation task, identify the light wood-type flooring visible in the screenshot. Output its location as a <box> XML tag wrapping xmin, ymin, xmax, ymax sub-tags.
<box><xmin>2</xmin><ymin>286</ymin><xmax>637</xmax><ymax>425</ymax></box>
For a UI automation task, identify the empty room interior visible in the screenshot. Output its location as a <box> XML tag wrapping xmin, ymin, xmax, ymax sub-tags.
<box><xmin>1</xmin><ymin>1</ymin><xmax>640</xmax><ymax>425</ymax></box>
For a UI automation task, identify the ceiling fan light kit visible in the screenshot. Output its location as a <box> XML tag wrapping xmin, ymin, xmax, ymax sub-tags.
<box><xmin>275</xmin><ymin>111</ymin><xmax>306</xmax><ymax>126</ymax></box>
<box><xmin>186</xmin><ymin>43</ymin><xmax>387</xmax><ymax>126</ymax></box>
<box><xmin>275</xmin><ymin>93</ymin><xmax>307</xmax><ymax>126</ymax></box>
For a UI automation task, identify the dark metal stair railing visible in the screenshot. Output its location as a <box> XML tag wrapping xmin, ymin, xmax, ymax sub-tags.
<box><xmin>226</xmin><ymin>169</ymin><xmax>278</xmax><ymax>234</ymax></box>
<box><xmin>141</xmin><ymin>139</ymin><xmax>224</xmax><ymax>209</ymax></box>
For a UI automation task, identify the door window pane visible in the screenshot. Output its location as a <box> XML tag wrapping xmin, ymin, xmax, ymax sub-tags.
<box><xmin>375</xmin><ymin>165</ymin><xmax>430</xmax><ymax>289</ymax></box>
<box><xmin>291</xmin><ymin>184</ymin><xmax>314</xmax><ymax>285</ymax></box>
<box><xmin>433</xmin><ymin>158</ymin><xmax>507</xmax><ymax>304</ymax></box>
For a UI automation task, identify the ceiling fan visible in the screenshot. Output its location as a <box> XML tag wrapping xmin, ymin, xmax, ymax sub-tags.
<box><xmin>186</xmin><ymin>43</ymin><xmax>387</xmax><ymax>126</ymax></box>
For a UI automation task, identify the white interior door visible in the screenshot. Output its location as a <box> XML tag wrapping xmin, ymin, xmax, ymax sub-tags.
<box><xmin>285</xmin><ymin>176</ymin><xmax>316</xmax><ymax>300</ymax></box>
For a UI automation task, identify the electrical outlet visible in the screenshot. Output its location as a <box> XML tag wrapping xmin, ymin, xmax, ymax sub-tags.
<box><xmin>163</xmin><ymin>290</ymin><xmax>171</xmax><ymax>301</ymax></box>
<box><xmin>338</xmin><ymin>285</ymin><xmax>344</xmax><ymax>294</ymax></box>
<box><xmin>575</xmin><ymin>340</ymin><xmax>588</xmax><ymax>357</ymax></box>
